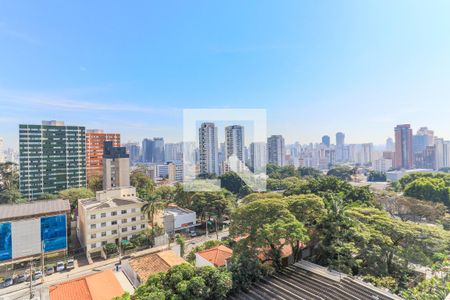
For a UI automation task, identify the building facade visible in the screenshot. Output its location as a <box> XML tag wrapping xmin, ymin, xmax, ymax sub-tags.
<box><xmin>19</xmin><ymin>121</ymin><xmax>86</xmax><ymax>200</ymax></box>
<box><xmin>86</xmin><ymin>129</ymin><xmax>121</xmax><ymax>181</ymax></box>
<box><xmin>250</xmin><ymin>142</ymin><xmax>267</xmax><ymax>173</ymax></box>
<box><xmin>394</xmin><ymin>124</ymin><xmax>413</xmax><ymax>169</ymax></box>
<box><xmin>267</xmin><ymin>135</ymin><xmax>285</xmax><ymax>167</ymax></box>
<box><xmin>103</xmin><ymin>141</ymin><xmax>130</xmax><ymax>189</ymax></box>
<box><xmin>198</xmin><ymin>122</ymin><xmax>219</xmax><ymax>175</ymax></box>
<box><xmin>225</xmin><ymin>125</ymin><xmax>244</xmax><ymax>162</ymax></box>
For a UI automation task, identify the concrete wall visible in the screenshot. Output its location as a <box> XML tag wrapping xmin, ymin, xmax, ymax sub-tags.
<box><xmin>195</xmin><ymin>253</ymin><xmax>213</xmax><ymax>268</ymax></box>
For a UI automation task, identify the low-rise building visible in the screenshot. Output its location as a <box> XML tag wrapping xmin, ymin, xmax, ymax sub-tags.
<box><xmin>77</xmin><ymin>186</ymin><xmax>148</xmax><ymax>262</ymax></box>
<box><xmin>49</xmin><ymin>269</ymin><xmax>124</xmax><ymax>300</ymax></box>
<box><xmin>163</xmin><ymin>205</ymin><xmax>197</xmax><ymax>235</ymax></box>
<box><xmin>195</xmin><ymin>245</ymin><xmax>232</xmax><ymax>268</ymax></box>
<box><xmin>0</xmin><ymin>199</ymin><xmax>70</xmax><ymax>264</ymax></box>
<box><xmin>122</xmin><ymin>250</ymin><xmax>186</xmax><ymax>287</ymax></box>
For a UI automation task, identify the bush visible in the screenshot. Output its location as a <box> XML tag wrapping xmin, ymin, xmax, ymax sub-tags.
<box><xmin>104</xmin><ymin>243</ymin><xmax>118</xmax><ymax>255</ymax></box>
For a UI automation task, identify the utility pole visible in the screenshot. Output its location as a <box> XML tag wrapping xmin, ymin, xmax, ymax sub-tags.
<box><xmin>29</xmin><ymin>260</ymin><xmax>33</xmax><ymax>299</ymax></box>
<box><xmin>41</xmin><ymin>240</ymin><xmax>45</xmax><ymax>284</ymax></box>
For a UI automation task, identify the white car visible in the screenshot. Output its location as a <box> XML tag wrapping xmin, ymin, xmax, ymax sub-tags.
<box><xmin>56</xmin><ymin>262</ymin><xmax>65</xmax><ymax>272</ymax></box>
<box><xmin>66</xmin><ymin>259</ymin><xmax>74</xmax><ymax>270</ymax></box>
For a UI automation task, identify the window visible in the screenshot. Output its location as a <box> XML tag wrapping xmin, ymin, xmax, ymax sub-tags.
<box><xmin>90</xmin><ymin>224</ymin><xmax>96</xmax><ymax>229</ymax></box>
<box><xmin>111</xmin><ymin>211</ymin><xmax>117</xmax><ymax>216</ymax></box>
<box><xmin>131</xmin><ymin>217</ymin><xmax>136</xmax><ymax>222</ymax></box>
<box><xmin>111</xmin><ymin>220</ymin><xmax>117</xmax><ymax>225</ymax></box>
<box><xmin>101</xmin><ymin>232</ymin><xmax>106</xmax><ymax>237</ymax></box>
<box><xmin>131</xmin><ymin>226</ymin><xmax>137</xmax><ymax>231</ymax></box>
<box><xmin>101</xmin><ymin>222</ymin><xmax>106</xmax><ymax>227</ymax></box>
<box><xmin>90</xmin><ymin>214</ymin><xmax>96</xmax><ymax>220</ymax></box>
<box><xmin>101</xmin><ymin>213</ymin><xmax>106</xmax><ymax>218</ymax></box>
<box><xmin>121</xmin><ymin>228</ymin><xmax>127</xmax><ymax>233</ymax></box>
<box><xmin>91</xmin><ymin>244</ymin><xmax>96</xmax><ymax>249</ymax></box>
<box><xmin>122</xmin><ymin>219</ymin><xmax>127</xmax><ymax>224</ymax></box>
<box><xmin>112</xmin><ymin>230</ymin><xmax>117</xmax><ymax>235</ymax></box>
<box><xmin>141</xmin><ymin>224</ymin><xmax>146</xmax><ymax>229</ymax></box>
<box><xmin>101</xmin><ymin>241</ymin><xmax>107</xmax><ymax>246</ymax></box>
<box><xmin>121</xmin><ymin>210</ymin><xmax>127</xmax><ymax>214</ymax></box>
<box><xmin>91</xmin><ymin>234</ymin><xmax>96</xmax><ymax>239</ymax></box>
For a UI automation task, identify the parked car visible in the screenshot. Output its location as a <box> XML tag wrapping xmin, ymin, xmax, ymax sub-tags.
<box><xmin>14</xmin><ymin>273</ymin><xmax>28</xmax><ymax>283</ymax></box>
<box><xmin>189</xmin><ymin>230</ymin><xmax>197</xmax><ymax>237</ymax></box>
<box><xmin>1</xmin><ymin>277</ymin><xmax>13</xmax><ymax>288</ymax></box>
<box><xmin>66</xmin><ymin>259</ymin><xmax>74</xmax><ymax>270</ymax></box>
<box><xmin>33</xmin><ymin>270</ymin><xmax>42</xmax><ymax>280</ymax></box>
<box><xmin>56</xmin><ymin>261</ymin><xmax>65</xmax><ymax>272</ymax></box>
<box><xmin>45</xmin><ymin>266</ymin><xmax>55</xmax><ymax>275</ymax></box>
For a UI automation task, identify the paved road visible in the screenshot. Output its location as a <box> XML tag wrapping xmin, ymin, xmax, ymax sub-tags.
<box><xmin>0</xmin><ymin>230</ymin><xmax>230</xmax><ymax>299</ymax></box>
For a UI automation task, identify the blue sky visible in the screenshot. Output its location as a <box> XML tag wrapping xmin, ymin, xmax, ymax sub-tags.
<box><xmin>1</xmin><ymin>0</ymin><xmax>450</xmax><ymax>149</ymax></box>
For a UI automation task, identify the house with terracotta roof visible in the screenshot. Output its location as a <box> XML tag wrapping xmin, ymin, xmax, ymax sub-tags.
<box><xmin>121</xmin><ymin>249</ymin><xmax>186</xmax><ymax>287</ymax></box>
<box><xmin>195</xmin><ymin>245</ymin><xmax>233</xmax><ymax>268</ymax></box>
<box><xmin>49</xmin><ymin>269</ymin><xmax>124</xmax><ymax>300</ymax></box>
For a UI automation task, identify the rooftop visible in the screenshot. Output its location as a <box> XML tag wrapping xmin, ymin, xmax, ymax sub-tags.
<box><xmin>128</xmin><ymin>250</ymin><xmax>186</xmax><ymax>282</ymax></box>
<box><xmin>230</xmin><ymin>260</ymin><xmax>403</xmax><ymax>300</ymax></box>
<box><xmin>196</xmin><ymin>245</ymin><xmax>233</xmax><ymax>267</ymax></box>
<box><xmin>49</xmin><ymin>269</ymin><xmax>124</xmax><ymax>300</ymax></box>
<box><xmin>0</xmin><ymin>199</ymin><xmax>70</xmax><ymax>221</ymax></box>
<box><xmin>164</xmin><ymin>205</ymin><xmax>195</xmax><ymax>216</ymax></box>
<box><xmin>79</xmin><ymin>187</ymin><xmax>143</xmax><ymax>211</ymax></box>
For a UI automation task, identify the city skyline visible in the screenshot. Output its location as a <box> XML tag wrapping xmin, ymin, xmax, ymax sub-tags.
<box><xmin>2</xmin><ymin>1</ymin><xmax>450</xmax><ymax>148</ymax></box>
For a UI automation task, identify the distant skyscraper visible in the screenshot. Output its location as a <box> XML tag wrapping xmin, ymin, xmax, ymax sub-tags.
<box><xmin>124</xmin><ymin>142</ymin><xmax>141</xmax><ymax>164</ymax></box>
<box><xmin>225</xmin><ymin>125</ymin><xmax>244</xmax><ymax>161</ymax></box>
<box><xmin>267</xmin><ymin>135</ymin><xmax>285</xmax><ymax>167</ymax></box>
<box><xmin>412</xmin><ymin>127</ymin><xmax>434</xmax><ymax>154</ymax></box>
<box><xmin>102</xmin><ymin>141</ymin><xmax>130</xmax><ymax>189</ymax></box>
<box><xmin>199</xmin><ymin>123</ymin><xmax>219</xmax><ymax>175</ymax></box>
<box><xmin>336</xmin><ymin>132</ymin><xmax>345</xmax><ymax>162</ymax></box>
<box><xmin>0</xmin><ymin>137</ymin><xmax>4</xmax><ymax>163</ymax></box>
<box><xmin>394</xmin><ymin>124</ymin><xmax>413</xmax><ymax>169</ymax></box>
<box><xmin>250</xmin><ymin>142</ymin><xmax>267</xmax><ymax>172</ymax></box>
<box><xmin>141</xmin><ymin>137</ymin><xmax>164</xmax><ymax>163</ymax></box>
<box><xmin>164</xmin><ymin>142</ymin><xmax>183</xmax><ymax>162</ymax></box>
<box><xmin>19</xmin><ymin>121</ymin><xmax>86</xmax><ymax>200</ymax></box>
<box><xmin>321</xmin><ymin>135</ymin><xmax>330</xmax><ymax>148</ymax></box>
<box><xmin>386</xmin><ymin>138</ymin><xmax>395</xmax><ymax>152</ymax></box>
<box><xmin>86</xmin><ymin>129</ymin><xmax>121</xmax><ymax>180</ymax></box>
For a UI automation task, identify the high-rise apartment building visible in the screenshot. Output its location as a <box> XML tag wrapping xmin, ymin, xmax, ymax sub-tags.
<box><xmin>86</xmin><ymin>130</ymin><xmax>120</xmax><ymax>181</ymax></box>
<box><xmin>225</xmin><ymin>125</ymin><xmax>244</xmax><ymax>162</ymax></box>
<box><xmin>394</xmin><ymin>124</ymin><xmax>413</xmax><ymax>169</ymax></box>
<box><xmin>413</xmin><ymin>127</ymin><xmax>434</xmax><ymax>154</ymax></box>
<box><xmin>321</xmin><ymin>135</ymin><xmax>331</xmax><ymax>148</ymax></box>
<box><xmin>267</xmin><ymin>135</ymin><xmax>285</xmax><ymax>167</ymax></box>
<box><xmin>250</xmin><ymin>142</ymin><xmax>267</xmax><ymax>173</ymax></box>
<box><xmin>198</xmin><ymin>122</ymin><xmax>219</xmax><ymax>175</ymax></box>
<box><xmin>124</xmin><ymin>142</ymin><xmax>141</xmax><ymax>164</ymax></box>
<box><xmin>164</xmin><ymin>142</ymin><xmax>183</xmax><ymax>162</ymax></box>
<box><xmin>19</xmin><ymin>121</ymin><xmax>86</xmax><ymax>200</ymax></box>
<box><xmin>336</xmin><ymin>132</ymin><xmax>345</xmax><ymax>162</ymax></box>
<box><xmin>103</xmin><ymin>141</ymin><xmax>130</xmax><ymax>189</ymax></box>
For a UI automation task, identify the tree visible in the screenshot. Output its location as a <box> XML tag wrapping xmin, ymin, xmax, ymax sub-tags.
<box><xmin>298</xmin><ymin>167</ymin><xmax>322</xmax><ymax>178</ymax></box>
<box><xmin>130</xmin><ymin>264</ymin><xmax>232</xmax><ymax>300</ymax></box>
<box><xmin>367</xmin><ymin>171</ymin><xmax>387</xmax><ymax>182</ymax></box>
<box><xmin>327</xmin><ymin>166</ymin><xmax>355</xmax><ymax>181</ymax></box>
<box><xmin>285</xmin><ymin>194</ymin><xmax>327</xmax><ymax>231</ymax></box>
<box><xmin>219</xmin><ymin>172</ymin><xmax>251</xmax><ymax>197</ymax></box>
<box><xmin>404</xmin><ymin>177</ymin><xmax>450</xmax><ymax>207</ymax></box>
<box><xmin>37</xmin><ymin>193</ymin><xmax>58</xmax><ymax>200</ymax></box>
<box><xmin>87</xmin><ymin>175</ymin><xmax>103</xmax><ymax>192</ymax></box>
<box><xmin>228</xmin><ymin>240</ymin><xmax>263</xmax><ymax>292</ymax></box>
<box><xmin>0</xmin><ymin>162</ymin><xmax>22</xmax><ymax>204</ymax></box>
<box><xmin>155</xmin><ymin>185</ymin><xmax>177</xmax><ymax>202</ymax></box>
<box><xmin>130</xmin><ymin>169</ymin><xmax>155</xmax><ymax>198</ymax></box>
<box><xmin>241</xmin><ymin>192</ymin><xmax>282</xmax><ymax>204</ymax></box>
<box><xmin>175</xmin><ymin>234</ymin><xmax>186</xmax><ymax>257</ymax></box>
<box><xmin>231</xmin><ymin>199</ymin><xmax>309</xmax><ymax>270</ymax></box>
<box><xmin>186</xmin><ymin>240</ymin><xmax>223</xmax><ymax>263</ymax></box>
<box><xmin>141</xmin><ymin>194</ymin><xmax>165</xmax><ymax>227</ymax></box>
<box><xmin>59</xmin><ymin>188</ymin><xmax>95</xmax><ymax>211</ymax></box>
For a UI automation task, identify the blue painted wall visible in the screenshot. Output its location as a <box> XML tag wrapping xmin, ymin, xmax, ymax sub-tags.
<box><xmin>41</xmin><ymin>215</ymin><xmax>67</xmax><ymax>252</ymax></box>
<box><xmin>0</xmin><ymin>223</ymin><xmax>12</xmax><ymax>261</ymax></box>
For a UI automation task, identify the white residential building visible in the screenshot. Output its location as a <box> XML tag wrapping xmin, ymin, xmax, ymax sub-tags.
<box><xmin>250</xmin><ymin>142</ymin><xmax>267</xmax><ymax>173</ymax></box>
<box><xmin>77</xmin><ymin>186</ymin><xmax>148</xmax><ymax>262</ymax></box>
<box><xmin>267</xmin><ymin>135</ymin><xmax>285</xmax><ymax>167</ymax></box>
<box><xmin>373</xmin><ymin>158</ymin><xmax>393</xmax><ymax>173</ymax></box>
<box><xmin>199</xmin><ymin>123</ymin><xmax>219</xmax><ymax>175</ymax></box>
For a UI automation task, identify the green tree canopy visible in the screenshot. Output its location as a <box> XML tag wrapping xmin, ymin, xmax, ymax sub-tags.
<box><xmin>59</xmin><ymin>187</ymin><xmax>95</xmax><ymax>211</ymax></box>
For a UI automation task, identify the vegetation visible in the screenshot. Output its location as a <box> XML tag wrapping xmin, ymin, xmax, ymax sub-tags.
<box><xmin>103</xmin><ymin>243</ymin><xmax>118</xmax><ymax>255</ymax></box>
<box><xmin>87</xmin><ymin>175</ymin><xmax>103</xmax><ymax>192</ymax></box>
<box><xmin>59</xmin><ymin>187</ymin><xmax>95</xmax><ymax>211</ymax></box>
<box><xmin>0</xmin><ymin>162</ymin><xmax>22</xmax><ymax>204</ymax></box>
<box><xmin>121</xmin><ymin>264</ymin><xmax>232</xmax><ymax>300</ymax></box>
<box><xmin>186</xmin><ymin>240</ymin><xmax>223</xmax><ymax>263</ymax></box>
<box><xmin>219</xmin><ymin>171</ymin><xmax>252</xmax><ymax>197</ymax></box>
<box><xmin>397</xmin><ymin>172</ymin><xmax>450</xmax><ymax>207</ymax></box>
<box><xmin>175</xmin><ymin>234</ymin><xmax>186</xmax><ymax>257</ymax></box>
<box><xmin>367</xmin><ymin>170</ymin><xmax>387</xmax><ymax>182</ymax></box>
<box><xmin>327</xmin><ymin>166</ymin><xmax>355</xmax><ymax>181</ymax></box>
<box><xmin>130</xmin><ymin>167</ymin><xmax>155</xmax><ymax>198</ymax></box>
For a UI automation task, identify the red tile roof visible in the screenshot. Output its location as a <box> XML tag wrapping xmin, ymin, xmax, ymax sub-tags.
<box><xmin>196</xmin><ymin>245</ymin><xmax>233</xmax><ymax>267</ymax></box>
<box><xmin>49</xmin><ymin>270</ymin><xmax>124</xmax><ymax>300</ymax></box>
